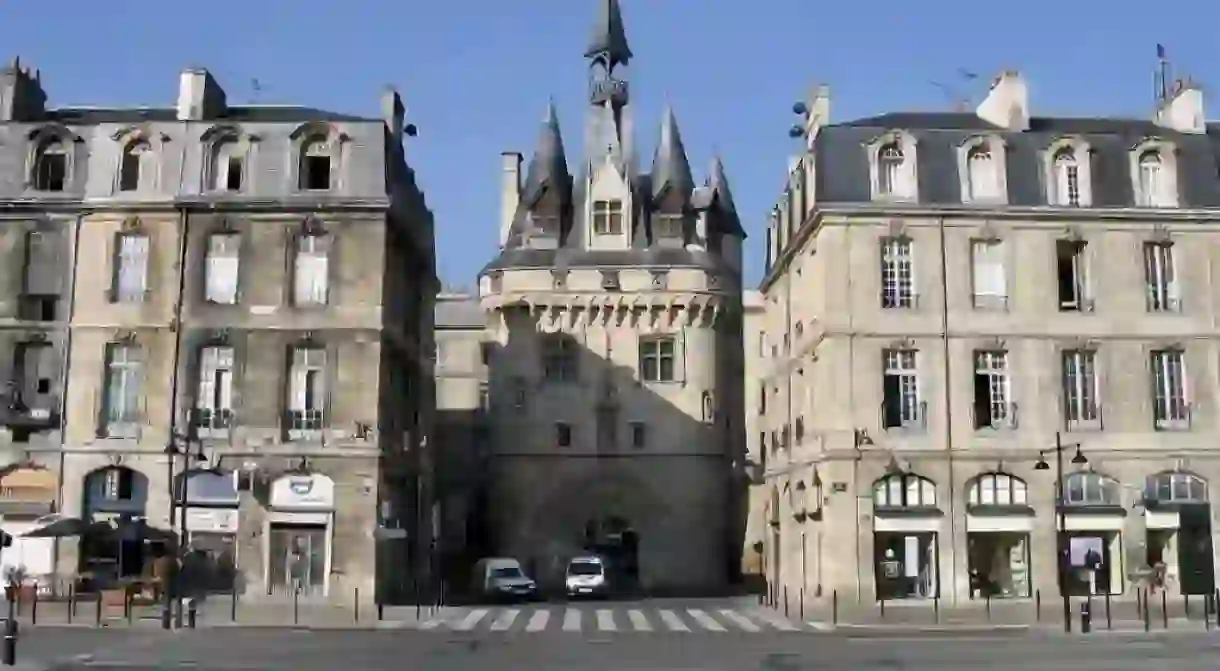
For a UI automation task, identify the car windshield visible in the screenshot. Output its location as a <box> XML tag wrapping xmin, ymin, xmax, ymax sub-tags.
<box><xmin>491</xmin><ymin>567</ymin><xmax>523</xmax><ymax>579</ymax></box>
<box><xmin>568</xmin><ymin>561</ymin><xmax>602</xmax><ymax>576</ymax></box>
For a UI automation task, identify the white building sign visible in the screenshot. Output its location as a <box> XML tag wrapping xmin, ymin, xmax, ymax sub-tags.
<box><xmin>269</xmin><ymin>474</ymin><xmax>335</xmax><ymax>510</ymax></box>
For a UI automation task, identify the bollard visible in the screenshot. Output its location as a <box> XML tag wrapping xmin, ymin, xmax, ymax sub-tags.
<box><xmin>1136</xmin><ymin>587</ymin><xmax>1142</xmax><ymax>613</ymax></box>
<box><xmin>187</xmin><ymin>600</ymin><xmax>197</xmax><ymax>629</ymax></box>
<box><xmin>94</xmin><ymin>592</ymin><xmax>101</xmax><ymax>627</ymax></box>
<box><xmin>985</xmin><ymin>594</ymin><xmax>991</xmax><ymax>621</ymax></box>
<box><xmin>879</xmin><ymin>596</ymin><xmax>885</xmax><ymax>619</ymax></box>
<box><xmin>831</xmin><ymin>589</ymin><xmax>838</xmax><ymax>626</ymax></box>
<box><xmin>799</xmin><ymin>587</ymin><xmax>804</xmax><ymax>621</ymax></box>
<box><xmin>293</xmin><ymin>586</ymin><xmax>300</xmax><ymax>626</ymax></box>
<box><xmin>230</xmin><ymin>584</ymin><xmax>237</xmax><ymax>623</ymax></box>
<box><xmin>1185</xmin><ymin>594</ymin><xmax>1191</xmax><ymax>620</ymax></box>
<box><xmin>29</xmin><ymin>591</ymin><xmax>36</xmax><ymax>626</ymax></box>
<box><xmin>1080</xmin><ymin>600</ymin><xmax>1091</xmax><ymax>633</ymax></box>
<box><xmin>1104</xmin><ymin>591</ymin><xmax>1111</xmax><ymax>630</ymax></box>
<box><xmin>1207</xmin><ymin>593</ymin><xmax>1212</xmax><ymax>631</ymax></box>
<box><xmin>354</xmin><ymin>587</ymin><xmax>360</xmax><ymax>623</ymax></box>
<box><xmin>934</xmin><ymin>595</ymin><xmax>940</xmax><ymax>624</ymax></box>
<box><xmin>1143</xmin><ymin>587</ymin><xmax>1151</xmax><ymax>633</ymax></box>
<box><xmin>783</xmin><ymin>586</ymin><xmax>789</xmax><ymax>617</ymax></box>
<box><xmin>377</xmin><ymin>602</ymin><xmax>384</xmax><ymax>621</ymax></box>
<box><xmin>1035</xmin><ymin>589</ymin><xmax>1041</xmax><ymax>622</ymax></box>
<box><xmin>125</xmin><ymin>592</ymin><xmax>133</xmax><ymax>626</ymax></box>
<box><xmin>1161</xmin><ymin>589</ymin><xmax>1169</xmax><ymax>629</ymax></box>
<box><xmin>66</xmin><ymin>585</ymin><xmax>73</xmax><ymax>625</ymax></box>
<box><xmin>1</xmin><ymin>616</ymin><xmax>17</xmax><ymax>666</ymax></box>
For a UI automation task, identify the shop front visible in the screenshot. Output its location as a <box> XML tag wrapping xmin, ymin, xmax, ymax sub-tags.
<box><xmin>872</xmin><ymin>472</ymin><xmax>941</xmax><ymax>600</ymax></box>
<box><xmin>1060</xmin><ymin>471</ymin><xmax>1125</xmax><ymax>596</ymax></box>
<box><xmin>264</xmin><ymin>473</ymin><xmax>334</xmax><ymax>598</ymax></box>
<box><xmin>80</xmin><ymin>466</ymin><xmax>154</xmax><ymax>585</ymax></box>
<box><xmin>1143</xmin><ymin>471</ymin><xmax>1214</xmax><ymax>595</ymax></box>
<box><xmin>965</xmin><ymin>472</ymin><xmax>1032</xmax><ymax>599</ymax></box>
<box><xmin>179</xmin><ymin>469</ymin><xmax>240</xmax><ymax>594</ymax></box>
<box><xmin>0</xmin><ymin>466</ymin><xmax>59</xmax><ymax>588</ymax></box>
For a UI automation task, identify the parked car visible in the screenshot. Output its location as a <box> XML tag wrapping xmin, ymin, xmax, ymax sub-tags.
<box><xmin>470</xmin><ymin>557</ymin><xmax>537</xmax><ymax>602</ymax></box>
<box><xmin>565</xmin><ymin>556</ymin><xmax>611</xmax><ymax>598</ymax></box>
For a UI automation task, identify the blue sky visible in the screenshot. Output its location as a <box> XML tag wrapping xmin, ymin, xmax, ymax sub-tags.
<box><xmin>2</xmin><ymin>1</ymin><xmax>1216</xmax><ymax>287</ymax></box>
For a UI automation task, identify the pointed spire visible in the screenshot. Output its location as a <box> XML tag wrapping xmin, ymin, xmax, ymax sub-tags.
<box><xmin>708</xmin><ymin>155</ymin><xmax>737</xmax><ymax>214</ymax></box>
<box><xmin>520</xmin><ymin>100</ymin><xmax>572</xmax><ymax>208</ymax></box>
<box><xmin>584</xmin><ymin>0</ymin><xmax>633</xmax><ymax>67</ymax></box>
<box><xmin>650</xmin><ymin>105</ymin><xmax>694</xmax><ymax>205</ymax></box>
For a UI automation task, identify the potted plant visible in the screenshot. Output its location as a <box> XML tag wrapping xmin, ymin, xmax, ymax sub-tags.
<box><xmin>3</xmin><ymin>565</ymin><xmax>27</xmax><ymax>601</ymax></box>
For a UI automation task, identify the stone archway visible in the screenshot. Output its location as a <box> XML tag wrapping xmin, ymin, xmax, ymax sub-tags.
<box><xmin>517</xmin><ymin>470</ymin><xmax>666</xmax><ymax>589</ymax></box>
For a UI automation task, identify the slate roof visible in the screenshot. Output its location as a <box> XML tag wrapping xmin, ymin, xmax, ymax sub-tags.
<box><xmin>42</xmin><ymin>106</ymin><xmax>374</xmax><ymax>126</ymax></box>
<box><xmin>814</xmin><ymin>112</ymin><xmax>1220</xmax><ymax>208</ymax></box>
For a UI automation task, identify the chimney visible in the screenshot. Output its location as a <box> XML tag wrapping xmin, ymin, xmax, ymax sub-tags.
<box><xmin>0</xmin><ymin>57</ymin><xmax>47</xmax><ymax>122</ymax></box>
<box><xmin>176</xmin><ymin>67</ymin><xmax>227</xmax><ymax>121</ymax></box>
<box><xmin>499</xmin><ymin>152</ymin><xmax>523</xmax><ymax>247</ymax></box>
<box><xmin>381</xmin><ymin>87</ymin><xmax>405</xmax><ymax>141</ymax></box>
<box><xmin>799</xmin><ymin>85</ymin><xmax>830</xmax><ymax>149</ymax></box>
<box><xmin>975</xmin><ymin>71</ymin><xmax>1029</xmax><ymax>131</ymax></box>
<box><xmin>1155</xmin><ymin>79</ymin><xmax>1205</xmax><ymax>134</ymax></box>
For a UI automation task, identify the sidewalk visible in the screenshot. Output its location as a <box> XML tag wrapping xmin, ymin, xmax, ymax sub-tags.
<box><xmin>0</xmin><ymin>596</ymin><xmax>448</xmax><ymax>630</ymax></box>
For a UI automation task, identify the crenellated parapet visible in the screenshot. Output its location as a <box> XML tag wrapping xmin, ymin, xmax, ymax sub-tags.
<box><xmin>483</xmin><ymin>291</ymin><xmax>736</xmax><ymax>336</ymax></box>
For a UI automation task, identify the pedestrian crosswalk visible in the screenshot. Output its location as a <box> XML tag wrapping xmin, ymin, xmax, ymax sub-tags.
<box><xmin>407</xmin><ymin>605</ymin><xmax>808</xmax><ymax>635</ymax></box>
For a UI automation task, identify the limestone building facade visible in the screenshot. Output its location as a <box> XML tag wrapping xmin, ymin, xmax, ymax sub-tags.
<box><xmin>0</xmin><ymin>61</ymin><xmax>437</xmax><ymax>602</ymax></box>
<box><xmin>478</xmin><ymin>0</ymin><xmax>747</xmax><ymax>591</ymax></box>
<box><xmin>759</xmin><ymin>71</ymin><xmax>1220</xmax><ymax>608</ymax></box>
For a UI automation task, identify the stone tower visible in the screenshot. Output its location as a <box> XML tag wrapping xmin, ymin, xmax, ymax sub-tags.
<box><xmin>479</xmin><ymin>0</ymin><xmax>746</xmax><ymax>591</ymax></box>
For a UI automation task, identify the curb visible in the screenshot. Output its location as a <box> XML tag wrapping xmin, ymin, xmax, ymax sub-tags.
<box><xmin>809</xmin><ymin>621</ymin><xmax>1032</xmax><ymax>633</ymax></box>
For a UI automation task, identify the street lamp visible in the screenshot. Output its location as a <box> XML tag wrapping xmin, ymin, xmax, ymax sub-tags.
<box><xmin>1034</xmin><ymin>432</ymin><xmax>1088</xmax><ymax>633</ymax></box>
<box><xmin>160</xmin><ymin>420</ymin><xmax>208</xmax><ymax>630</ymax></box>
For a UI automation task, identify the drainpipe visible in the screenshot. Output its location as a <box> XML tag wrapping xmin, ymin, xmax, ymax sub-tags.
<box><xmin>165</xmin><ymin>205</ymin><xmax>191</xmax><ymax>628</ymax></box>
<box><xmin>52</xmin><ymin>211</ymin><xmax>85</xmax><ymax>579</ymax></box>
<box><xmin>937</xmin><ymin>215</ymin><xmax>957</xmax><ymax>602</ymax></box>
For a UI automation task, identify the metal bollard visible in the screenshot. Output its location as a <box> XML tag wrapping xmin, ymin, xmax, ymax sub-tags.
<box><xmin>230</xmin><ymin>584</ymin><xmax>238</xmax><ymax>623</ymax></box>
<box><xmin>187</xmin><ymin>600</ymin><xmax>197</xmax><ymax>629</ymax></box>
<box><xmin>985</xmin><ymin>594</ymin><xmax>991</xmax><ymax>621</ymax></box>
<box><xmin>377</xmin><ymin>602</ymin><xmax>384</xmax><ymax>621</ymax></box>
<box><xmin>2</xmin><ymin>616</ymin><xmax>17</xmax><ymax>666</ymax></box>
<box><xmin>29</xmin><ymin>592</ymin><xmax>36</xmax><ymax>626</ymax></box>
<box><xmin>799</xmin><ymin>588</ymin><xmax>804</xmax><ymax>621</ymax></box>
<box><xmin>1080</xmin><ymin>601</ymin><xmax>1091</xmax><ymax>634</ymax></box>
<box><xmin>66</xmin><ymin>585</ymin><xmax>74</xmax><ymax>625</ymax></box>
<box><xmin>125</xmin><ymin>592</ymin><xmax>133</xmax><ymax>626</ymax></box>
<box><xmin>293</xmin><ymin>586</ymin><xmax>300</xmax><ymax>626</ymax></box>
<box><xmin>783</xmin><ymin>586</ymin><xmax>789</xmax><ymax>617</ymax></box>
<box><xmin>1143</xmin><ymin>587</ymin><xmax>1151</xmax><ymax>633</ymax></box>
<box><xmin>831</xmin><ymin>589</ymin><xmax>838</xmax><ymax>626</ymax></box>
<box><xmin>1185</xmin><ymin>593</ymin><xmax>1191</xmax><ymax>620</ymax></box>
<box><xmin>1104</xmin><ymin>591</ymin><xmax>1111</xmax><ymax>630</ymax></box>
<box><xmin>354</xmin><ymin>588</ymin><xmax>360</xmax><ymax>623</ymax></box>
<box><xmin>1207</xmin><ymin>593</ymin><xmax>1213</xmax><ymax>631</ymax></box>
<box><xmin>1034</xmin><ymin>589</ymin><xmax>1041</xmax><ymax>622</ymax></box>
<box><xmin>1162</xmin><ymin>589</ymin><xmax>1169</xmax><ymax>629</ymax></box>
<box><xmin>934</xmin><ymin>595</ymin><xmax>940</xmax><ymax>624</ymax></box>
<box><xmin>879</xmin><ymin>596</ymin><xmax>885</xmax><ymax>619</ymax></box>
<box><xmin>94</xmin><ymin>592</ymin><xmax>101</xmax><ymax>627</ymax></box>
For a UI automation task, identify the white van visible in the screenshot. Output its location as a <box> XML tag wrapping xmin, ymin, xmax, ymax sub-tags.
<box><xmin>470</xmin><ymin>557</ymin><xmax>537</xmax><ymax>601</ymax></box>
<box><xmin>565</xmin><ymin>556</ymin><xmax>610</xmax><ymax>598</ymax></box>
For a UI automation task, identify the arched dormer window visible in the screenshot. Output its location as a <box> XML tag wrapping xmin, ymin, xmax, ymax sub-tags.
<box><xmin>959</xmin><ymin>136</ymin><xmax>1007</xmax><ymax>204</ymax></box>
<box><xmin>290</xmin><ymin>123</ymin><xmax>347</xmax><ymax>192</ymax></box>
<box><xmin>201</xmin><ymin>126</ymin><xmax>254</xmax><ymax>193</ymax></box>
<box><xmin>1062</xmin><ymin>471</ymin><xmax>1121</xmax><ymax>507</ymax></box>
<box><xmin>1044</xmin><ymin>139</ymin><xmax>1093</xmax><ymax>207</ymax></box>
<box><xmin>868</xmin><ymin>131</ymin><xmax>918</xmax><ymax>201</ymax></box>
<box><xmin>967</xmin><ymin>472</ymin><xmax>1028</xmax><ymax>507</ymax></box>
<box><xmin>1130</xmin><ymin>140</ymin><xmax>1178</xmax><ymax>208</ymax></box>
<box><xmin>873</xmin><ymin>472</ymin><xmax>937</xmax><ymax>510</ymax></box>
<box><xmin>1144</xmin><ymin>471</ymin><xmax>1207</xmax><ymax>505</ymax></box>
<box><xmin>31</xmin><ymin>138</ymin><xmax>67</xmax><ymax>192</ymax></box>
<box><xmin>119</xmin><ymin>139</ymin><xmax>152</xmax><ymax>192</ymax></box>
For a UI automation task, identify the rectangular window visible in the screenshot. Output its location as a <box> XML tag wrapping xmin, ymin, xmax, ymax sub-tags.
<box><xmin>972</xmin><ymin>350</ymin><xmax>1013</xmax><ymax>429</ymax></box>
<box><xmin>639</xmin><ymin>336</ymin><xmax>677</xmax><ymax>382</ymax></box>
<box><xmin>880</xmin><ymin>237</ymin><xmax>915</xmax><ymax>309</ymax></box>
<box><xmin>556</xmin><ymin>422</ymin><xmax>572</xmax><ymax>448</ymax></box>
<box><xmin>1151</xmin><ymin>349</ymin><xmax>1189</xmax><ymax>429</ymax></box>
<box><xmin>103</xmin><ymin>344</ymin><xmax>142</xmax><ymax>436</ymax></box>
<box><xmin>112</xmin><ymin>233</ymin><xmax>150</xmax><ymax>303</ymax></box>
<box><xmin>1062</xmin><ymin>349</ymin><xmax>1100</xmax><ymax>428</ymax></box>
<box><xmin>13</xmin><ymin>341</ymin><xmax>56</xmax><ymax>417</ymax></box>
<box><xmin>103</xmin><ymin>468</ymin><xmax>134</xmax><ymax>501</ymax></box>
<box><xmin>292</xmin><ymin>234</ymin><xmax>331</xmax><ymax>306</ymax></box>
<box><xmin>23</xmin><ymin>230</ymin><xmax>61</xmax><ymax>297</ymax></box>
<box><xmin>477</xmin><ymin>381</ymin><xmax>490</xmax><ymax>411</ymax></box>
<box><xmin>881</xmin><ymin>349</ymin><xmax>921</xmax><ymax>429</ymax></box>
<box><xmin>196</xmin><ymin>345</ymin><xmax>235</xmax><ymax>431</ymax></box>
<box><xmin>225</xmin><ymin>156</ymin><xmax>244</xmax><ymax>191</ymax></box>
<box><xmin>631</xmin><ymin>422</ymin><xmax>646</xmax><ymax>449</ymax></box>
<box><xmin>205</xmin><ymin>233</ymin><xmax>241</xmax><ymax>304</ymax></box>
<box><xmin>970</xmin><ymin>239</ymin><xmax>1007</xmax><ymax>309</ymax></box>
<box><xmin>592</xmin><ymin>200</ymin><xmax>624</xmax><ymax>235</ymax></box>
<box><xmin>119</xmin><ymin>151</ymin><xmax>141</xmax><ymax>192</ymax></box>
<box><xmin>541</xmin><ymin>335</ymin><xmax>579</xmax><ymax>382</ymax></box>
<box><xmin>1055</xmin><ymin>240</ymin><xmax>1090</xmax><ymax>312</ymax></box>
<box><xmin>653</xmin><ymin>214</ymin><xmax>684</xmax><ymax>242</ymax></box>
<box><xmin>288</xmin><ymin>347</ymin><xmax>327</xmax><ymax>435</ymax></box>
<box><xmin>1144</xmin><ymin>242</ymin><xmax>1179</xmax><ymax>312</ymax></box>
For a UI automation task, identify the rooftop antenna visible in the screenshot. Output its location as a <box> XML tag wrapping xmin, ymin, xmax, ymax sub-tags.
<box><xmin>931</xmin><ymin>69</ymin><xmax>979</xmax><ymax>111</ymax></box>
<box><xmin>251</xmin><ymin>78</ymin><xmax>263</xmax><ymax>104</ymax></box>
<box><xmin>1154</xmin><ymin>44</ymin><xmax>1172</xmax><ymax>104</ymax></box>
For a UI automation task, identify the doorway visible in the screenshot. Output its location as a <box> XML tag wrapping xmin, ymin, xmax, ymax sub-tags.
<box><xmin>1149</xmin><ymin>505</ymin><xmax>1216</xmax><ymax>595</ymax></box>
<box><xmin>268</xmin><ymin>524</ymin><xmax>327</xmax><ymax>596</ymax></box>
<box><xmin>874</xmin><ymin>532</ymin><xmax>938</xmax><ymax>600</ymax></box>
<box><xmin>1065</xmin><ymin>532</ymin><xmax>1122</xmax><ymax>596</ymax></box>
<box><xmin>967</xmin><ymin>532</ymin><xmax>1031</xmax><ymax>598</ymax></box>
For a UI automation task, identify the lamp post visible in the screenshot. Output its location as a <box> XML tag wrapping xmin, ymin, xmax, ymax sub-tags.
<box><xmin>1034</xmin><ymin>431</ymin><xmax>1088</xmax><ymax>634</ymax></box>
<box><xmin>161</xmin><ymin>421</ymin><xmax>207</xmax><ymax>630</ymax></box>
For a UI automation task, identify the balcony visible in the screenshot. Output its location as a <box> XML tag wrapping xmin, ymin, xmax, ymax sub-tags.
<box><xmin>1154</xmin><ymin>403</ymin><xmax>1192</xmax><ymax>432</ymax></box>
<box><xmin>0</xmin><ymin>385</ymin><xmax>59</xmax><ymax>440</ymax></box>
<box><xmin>191</xmin><ymin>407</ymin><xmax>234</xmax><ymax>439</ymax></box>
<box><xmin>972</xmin><ymin>402</ymin><xmax>1019</xmax><ymax>431</ymax></box>
<box><xmin>285</xmin><ymin>409</ymin><xmax>325</xmax><ymax>442</ymax></box>
<box><xmin>881</xmin><ymin>400</ymin><xmax>927</xmax><ymax>432</ymax></box>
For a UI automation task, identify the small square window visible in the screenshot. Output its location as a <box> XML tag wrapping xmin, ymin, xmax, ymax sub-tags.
<box><xmin>630</xmin><ymin>422</ymin><xmax>646</xmax><ymax>449</ymax></box>
<box><xmin>556</xmin><ymin>422</ymin><xmax>572</xmax><ymax>447</ymax></box>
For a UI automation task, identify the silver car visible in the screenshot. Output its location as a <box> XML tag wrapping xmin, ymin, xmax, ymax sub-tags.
<box><xmin>565</xmin><ymin>556</ymin><xmax>610</xmax><ymax>598</ymax></box>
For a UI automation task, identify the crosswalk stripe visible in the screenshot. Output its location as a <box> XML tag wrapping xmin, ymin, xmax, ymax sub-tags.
<box><xmin>718</xmin><ymin>609</ymin><xmax>761</xmax><ymax>632</ymax></box>
<box><xmin>525</xmin><ymin>609</ymin><xmax>550</xmax><ymax>632</ymax></box>
<box><xmin>596</xmin><ymin>609</ymin><xmax>617</xmax><ymax>631</ymax></box>
<box><xmin>562</xmin><ymin>608</ymin><xmax>581</xmax><ymax>632</ymax></box>
<box><xmin>659</xmin><ymin>609</ymin><xmax>690</xmax><ymax>632</ymax></box>
<box><xmin>418</xmin><ymin>617</ymin><xmax>444</xmax><ymax>630</ymax></box>
<box><xmin>749</xmin><ymin>608</ymin><xmax>799</xmax><ymax>631</ymax></box>
<box><xmin>490</xmin><ymin>608</ymin><xmax>520</xmax><ymax>631</ymax></box>
<box><xmin>687</xmin><ymin>609</ymin><xmax>727</xmax><ymax>632</ymax></box>
<box><xmin>453</xmin><ymin>609</ymin><xmax>489</xmax><ymax>631</ymax></box>
<box><xmin>627</xmin><ymin>609</ymin><xmax>652</xmax><ymax>631</ymax></box>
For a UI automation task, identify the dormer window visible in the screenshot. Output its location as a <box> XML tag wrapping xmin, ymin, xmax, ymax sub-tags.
<box><xmin>592</xmin><ymin>200</ymin><xmax>623</xmax><ymax>235</ymax></box>
<box><xmin>299</xmin><ymin>138</ymin><xmax>332</xmax><ymax>191</ymax></box>
<box><xmin>1138</xmin><ymin>151</ymin><xmax>1162</xmax><ymax>207</ymax></box>
<box><xmin>966</xmin><ymin>147</ymin><xmax>997</xmax><ymax>201</ymax></box>
<box><xmin>1052</xmin><ymin>149</ymin><xmax>1080</xmax><ymax>206</ymax></box>
<box><xmin>878</xmin><ymin>144</ymin><xmax>904</xmax><ymax>196</ymax></box>
<box><xmin>119</xmin><ymin>140</ymin><xmax>151</xmax><ymax>192</ymax></box>
<box><xmin>1043</xmin><ymin>141</ymin><xmax>1096</xmax><ymax>207</ymax></box>
<box><xmin>653</xmin><ymin>213</ymin><xmax>684</xmax><ymax>245</ymax></box>
<box><xmin>209</xmin><ymin>139</ymin><xmax>245</xmax><ymax>192</ymax></box>
<box><xmin>32</xmin><ymin>139</ymin><xmax>67</xmax><ymax>192</ymax></box>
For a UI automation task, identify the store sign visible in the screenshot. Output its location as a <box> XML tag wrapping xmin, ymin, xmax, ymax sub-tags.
<box><xmin>269</xmin><ymin>474</ymin><xmax>335</xmax><ymax>510</ymax></box>
<box><xmin>185</xmin><ymin>508</ymin><xmax>239</xmax><ymax>534</ymax></box>
<box><xmin>0</xmin><ymin>468</ymin><xmax>56</xmax><ymax>503</ymax></box>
